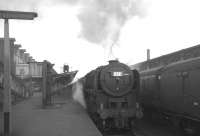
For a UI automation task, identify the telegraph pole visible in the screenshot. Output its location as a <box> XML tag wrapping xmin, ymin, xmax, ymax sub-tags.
<box><xmin>0</xmin><ymin>10</ymin><xmax>37</xmax><ymax>136</ymax></box>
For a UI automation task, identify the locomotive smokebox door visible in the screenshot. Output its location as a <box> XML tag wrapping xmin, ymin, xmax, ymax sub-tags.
<box><xmin>100</xmin><ymin>60</ymin><xmax>134</xmax><ymax>96</ymax></box>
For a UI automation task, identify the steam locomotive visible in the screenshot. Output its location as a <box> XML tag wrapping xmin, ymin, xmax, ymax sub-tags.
<box><xmin>80</xmin><ymin>60</ymin><xmax>142</xmax><ymax>131</ymax></box>
<box><xmin>138</xmin><ymin>57</ymin><xmax>200</xmax><ymax>135</ymax></box>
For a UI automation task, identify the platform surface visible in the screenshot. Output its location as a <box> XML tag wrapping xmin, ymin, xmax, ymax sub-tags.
<box><xmin>1</xmin><ymin>92</ymin><xmax>102</xmax><ymax>136</ymax></box>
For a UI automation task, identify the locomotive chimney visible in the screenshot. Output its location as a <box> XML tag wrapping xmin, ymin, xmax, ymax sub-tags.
<box><xmin>63</xmin><ymin>65</ymin><xmax>69</xmax><ymax>73</ymax></box>
<box><xmin>109</xmin><ymin>59</ymin><xmax>119</xmax><ymax>64</ymax></box>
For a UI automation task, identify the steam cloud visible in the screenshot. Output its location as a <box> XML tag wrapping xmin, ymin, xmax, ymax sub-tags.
<box><xmin>77</xmin><ymin>0</ymin><xmax>146</xmax><ymax>59</ymax></box>
<box><xmin>72</xmin><ymin>79</ymin><xmax>86</xmax><ymax>108</ymax></box>
<box><xmin>0</xmin><ymin>0</ymin><xmax>146</xmax><ymax>58</ymax></box>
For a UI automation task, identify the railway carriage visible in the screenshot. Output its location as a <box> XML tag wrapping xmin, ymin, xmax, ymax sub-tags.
<box><xmin>139</xmin><ymin>57</ymin><xmax>200</xmax><ymax>134</ymax></box>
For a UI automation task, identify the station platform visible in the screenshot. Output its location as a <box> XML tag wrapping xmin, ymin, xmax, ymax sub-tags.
<box><xmin>0</xmin><ymin>92</ymin><xmax>102</xmax><ymax>136</ymax></box>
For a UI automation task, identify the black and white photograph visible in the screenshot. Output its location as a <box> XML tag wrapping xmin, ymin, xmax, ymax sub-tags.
<box><xmin>0</xmin><ymin>0</ymin><xmax>200</xmax><ymax>136</ymax></box>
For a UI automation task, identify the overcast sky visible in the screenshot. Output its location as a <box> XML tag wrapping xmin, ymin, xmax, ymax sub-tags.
<box><xmin>1</xmin><ymin>0</ymin><xmax>200</xmax><ymax>77</ymax></box>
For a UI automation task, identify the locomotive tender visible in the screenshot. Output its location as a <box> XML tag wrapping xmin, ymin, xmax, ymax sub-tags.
<box><xmin>81</xmin><ymin>60</ymin><xmax>142</xmax><ymax>130</ymax></box>
<box><xmin>138</xmin><ymin>57</ymin><xmax>200</xmax><ymax>134</ymax></box>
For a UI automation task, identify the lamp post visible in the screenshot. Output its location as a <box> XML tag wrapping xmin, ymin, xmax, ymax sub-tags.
<box><xmin>0</xmin><ymin>10</ymin><xmax>37</xmax><ymax>136</ymax></box>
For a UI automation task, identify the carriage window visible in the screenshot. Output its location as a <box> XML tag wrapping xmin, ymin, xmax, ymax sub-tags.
<box><xmin>121</xmin><ymin>102</ymin><xmax>128</xmax><ymax>108</ymax></box>
<box><xmin>110</xmin><ymin>102</ymin><xmax>117</xmax><ymax>108</ymax></box>
<box><xmin>158</xmin><ymin>75</ymin><xmax>161</xmax><ymax>80</ymax></box>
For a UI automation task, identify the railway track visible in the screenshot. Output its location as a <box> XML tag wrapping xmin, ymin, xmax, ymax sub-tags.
<box><xmin>100</xmin><ymin>127</ymin><xmax>147</xmax><ymax>136</ymax></box>
<box><xmin>100</xmin><ymin>117</ymin><xmax>182</xmax><ymax>136</ymax></box>
<box><xmin>102</xmin><ymin>131</ymin><xmax>146</xmax><ymax>136</ymax></box>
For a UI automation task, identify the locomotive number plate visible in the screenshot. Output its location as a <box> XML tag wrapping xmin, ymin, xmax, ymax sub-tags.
<box><xmin>112</xmin><ymin>72</ymin><xmax>123</xmax><ymax>77</ymax></box>
<box><xmin>112</xmin><ymin>72</ymin><xmax>129</xmax><ymax>77</ymax></box>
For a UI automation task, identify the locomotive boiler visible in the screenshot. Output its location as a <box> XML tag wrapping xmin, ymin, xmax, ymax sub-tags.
<box><xmin>138</xmin><ymin>57</ymin><xmax>200</xmax><ymax>134</ymax></box>
<box><xmin>81</xmin><ymin>60</ymin><xmax>142</xmax><ymax>131</ymax></box>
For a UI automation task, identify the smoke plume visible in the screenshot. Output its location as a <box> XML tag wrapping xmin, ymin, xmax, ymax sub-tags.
<box><xmin>0</xmin><ymin>0</ymin><xmax>146</xmax><ymax>58</ymax></box>
<box><xmin>78</xmin><ymin>0</ymin><xmax>146</xmax><ymax>59</ymax></box>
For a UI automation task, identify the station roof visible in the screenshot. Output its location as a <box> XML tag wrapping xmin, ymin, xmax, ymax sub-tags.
<box><xmin>54</xmin><ymin>70</ymin><xmax>78</xmax><ymax>85</ymax></box>
<box><xmin>131</xmin><ymin>44</ymin><xmax>200</xmax><ymax>71</ymax></box>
